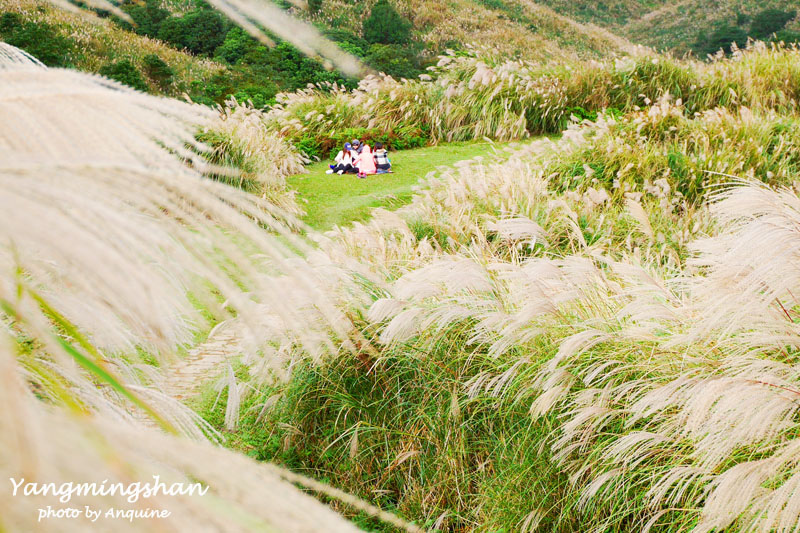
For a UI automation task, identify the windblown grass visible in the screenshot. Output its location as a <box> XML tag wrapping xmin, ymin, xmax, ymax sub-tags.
<box><xmin>0</xmin><ymin>51</ymin><xmax>418</xmax><ymax>532</ymax></box>
<box><xmin>262</xmin><ymin>42</ymin><xmax>800</xmax><ymax>158</ymax></box>
<box><xmin>206</xmin><ymin>72</ymin><xmax>800</xmax><ymax>530</ymax></box>
<box><xmin>9</xmin><ymin>2</ymin><xmax>800</xmax><ymax>531</ymax></box>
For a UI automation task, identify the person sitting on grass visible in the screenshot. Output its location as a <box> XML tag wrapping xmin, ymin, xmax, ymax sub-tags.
<box><xmin>351</xmin><ymin>138</ymin><xmax>363</xmax><ymax>155</ymax></box>
<box><xmin>373</xmin><ymin>142</ymin><xmax>392</xmax><ymax>173</ymax></box>
<box><xmin>327</xmin><ymin>143</ymin><xmax>358</xmax><ymax>175</ymax></box>
<box><xmin>356</xmin><ymin>144</ymin><xmax>376</xmax><ymax>179</ymax></box>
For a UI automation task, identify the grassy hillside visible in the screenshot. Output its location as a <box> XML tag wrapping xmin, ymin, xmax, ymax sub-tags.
<box><xmin>11</xmin><ymin>1</ymin><xmax>800</xmax><ymax>532</ymax></box>
<box><xmin>305</xmin><ymin>0</ymin><xmax>634</xmax><ymax>62</ymax></box>
<box><xmin>525</xmin><ymin>0</ymin><xmax>670</xmax><ymax>27</ymax></box>
<box><xmin>0</xmin><ymin>0</ymin><xmax>226</xmax><ymax>95</ymax></box>
<box><xmin>624</xmin><ymin>0</ymin><xmax>800</xmax><ymax>55</ymax></box>
<box><xmin>0</xmin><ymin>0</ymin><xmax>640</xmax><ymax>109</ymax></box>
<box><xmin>532</xmin><ymin>0</ymin><xmax>800</xmax><ymax>56</ymax></box>
<box><xmin>195</xmin><ymin>43</ymin><xmax>800</xmax><ymax>532</ymax></box>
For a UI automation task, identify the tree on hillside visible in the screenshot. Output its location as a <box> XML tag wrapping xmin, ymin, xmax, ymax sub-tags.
<box><xmin>99</xmin><ymin>59</ymin><xmax>149</xmax><ymax>91</ymax></box>
<box><xmin>124</xmin><ymin>0</ymin><xmax>169</xmax><ymax>36</ymax></box>
<box><xmin>363</xmin><ymin>0</ymin><xmax>412</xmax><ymax>45</ymax></box>
<box><xmin>750</xmin><ymin>8</ymin><xmax>796</xmax><ymax>39</ymax></box>
<box><xmin>157</xmin><ymin>9</ymin><xmax>226</xmax><ymax>56</ymax></box>
<box><xmin>693</xmin><ymin>24</ymin><xmax>748</xmax><ymax>58</ymax></box>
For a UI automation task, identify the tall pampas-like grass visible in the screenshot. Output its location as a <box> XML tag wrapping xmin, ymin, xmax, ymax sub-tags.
<box><xmin>0</xmin><ymin>52</ymin><xmax>422</xmax><ymax>531</ymax></box>
<box><xmin>353</xmin><ymin>174</ymin><xmax>800</xmax><ymax>529</ymax></box>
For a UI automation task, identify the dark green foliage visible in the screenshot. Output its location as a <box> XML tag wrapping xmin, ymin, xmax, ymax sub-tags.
<box><xmin>142</xmin><ymin>53</ymin><xmax>174</xmax><ymax>88</ymax></box>
<box><xmin>307</xmin><ymin>0</ymin><xmax>323</xmax><ymax>13</ymax></box>
<box><xmin>774</xmin><ymin>29</ymin><xmax>800</xmax><ymax>45</ymax></box>
<box><xmin>214</xmin><ymin>29</ymin><xmax>354</xmax><ymax>92</ymax></box>
<box><xmin>692</xmin><ymin>23</ymin><xmax>748</xmax><ymax>58</ymax></box>
<box><xmin>325</xmin><ymin>28</ymin><xmax>425</xmax><ymax>78</ymax></box>
<box><xmin>112</xmin><ymin>2</ymin><xmax>357</xmax><ymax>102</ymax></box>
<box><xmin>295</xmin><ymin>124</ymin><xmax>428</xmax><ymax>159</ymax></box>
<box><xmin>123</xmin><ymin>0</ymin><xmax>169</xmax><ymax>35</ymax></box>
<box><xmin>214</xmin><ymin>26</ymin><xmax>253</xmax><ymax>64</ymax></box>
<box><xmin>324</xmin><ymin>28</ymin><xmax>370</xmax><ymax>57</ymax></box>
<box><xmin>750</xmin><ymin>8</ymin><xmax>796</xmax><ymax>39</ymax></box>
<box><xmin>187</xmin><ymin>69</ymin><xmax>278</xmax><ymax>108</ymax></box>
<box><xmin>0</xmin><ymin>11</ymin><xmax>21</xmax><ymax>32</ymax></box>
<box><xmin>0</xmin><ymin>15</ymin><xmax>76</xmax><ymax>67</ymax></box>
<box><xmin>157</xmin><ymin>9</ymin><xmax>226</xmax><ymax>56</ymax></box>
<box><xmin>735</xmin><ymin>11</ymin><xmax>750</xmax><ymax>27</ymax></box>
<box><xmin>363</xmin><ymin>0</ymin><xmax>412</xmax><ymax>45</ymax></box>
<box><xmin>98</xmin><ymin>59</ymin><xmax>149</xmax><ymax>91</ymax></box>
<box><xmin>365</xmin><ymin>43</ymin><xmax>418</xmax><ymax>78</ymax></box>
<box><xmin>693</xmin><ymin>8</ymin><xmax>798</xmax><ymax>59</ymax></box>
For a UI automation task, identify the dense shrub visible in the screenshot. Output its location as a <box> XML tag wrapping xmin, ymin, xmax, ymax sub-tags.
<box><xmin>157</xmin><ymin>9</ymin><xmax>226</xmax><ymax>56</ymax></box>
<box><xmin>307</xmin><ymin>0</ymin><xmax>322</xmax><ymax>14</ymax></box>
<box><xmin>774</xmin><ymin>29</ymin><xmax>800</xmax><ymax>45</ymax></box>
<box><xmin>99</xmin><ymin>59</ymin><xmax>149</xmax><ymax>91</ymax></box>
<box><xmin>214</xmin><ymin>26</ymin><xmax>253</xmax><ymax>64</ymax></box>
<box><xmin>692</xmin><ymin>9</ymin><xmax>797</xmax><ymax>59</ymax></box>
<box><xmin>214</xmin><ymin>29</ymin><xmax>353</xmax><ymax>91</ymax></box>
<box><xmin>750</xmin><ymin>8</ymin><xmax>796</xmax><ymax>39</ymax></box>
<box><xmin>324</xmin><ymin>28</ymin><xmax>370</xmax><ymax>57</ymax></box>
<box><xmin>142</xmin><ymin>53</ymin><xmax>174</xmax><ymax>88</ymax></box>
<box><xmin>693</xmin><ymin>24</ymin><xmax>748</xmax><ymax>57</ymax></box>
<box><xmin>365</xmin><ymin>43</ymin><xmax>418</xmax><ymax>78</ymax></box>
<box><xmin>187</xmin><ymin>68</ymin><xmax>278</xmax><ymax>108</ymax></box>
<box><xmin>123</xmin><ymin>0</ymin><xmax>168</xmax><ymax>36</ymax></box>
<box><xmin>363</xmin><ymin>0</ymin><xmax>412</xmax><ymax>45</ymax></box>
<box><xmin>0</xmin><ymin>14</ymin><xmax>76</xmax><ymax>67</ymax></box>
<box><xmin>0</xmin><ymin>11</ymin><xmax>21</xmax><ymax>32</ymax></box>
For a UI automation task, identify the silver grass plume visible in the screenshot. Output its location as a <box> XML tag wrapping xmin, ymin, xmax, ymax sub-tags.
<box><xmin>0</xmin><ymin>54</ymin><xmax>417</xmax><ymax>532</ymax></box>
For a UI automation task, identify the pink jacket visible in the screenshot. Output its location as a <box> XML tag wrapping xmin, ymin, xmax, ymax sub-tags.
<box><xmin>356</xmin><ymin>145</ymin><xmax>376</xmax><ymax>175</ymax></box>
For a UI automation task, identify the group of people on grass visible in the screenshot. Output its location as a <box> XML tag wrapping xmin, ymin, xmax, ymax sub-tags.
<box><xmin>326</xmin><ymin>138</ymin><xmax>392</xmax><ymax>178</ymax></box>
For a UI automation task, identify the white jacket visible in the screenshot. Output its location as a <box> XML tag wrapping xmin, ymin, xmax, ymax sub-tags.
<box><xmin>334</xmin><ymin>150</ymin><xmax>354</xmax><ymax>166</ymax></box>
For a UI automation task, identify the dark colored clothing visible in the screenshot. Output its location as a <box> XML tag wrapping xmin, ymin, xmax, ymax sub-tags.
<box><xmin>332</xmin><ymin>163</ymin><xmax>358</xmax><ymax>174</ymax></box>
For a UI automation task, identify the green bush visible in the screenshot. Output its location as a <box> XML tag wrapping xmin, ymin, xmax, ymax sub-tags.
<box><xmin>289</xmin><ymin>123</ymin><xmax>428</xmax><ymax>159</ymax></box>
<box><xmin>307</xmin><ymin>0</ymin><xmax>322</xmax><ymax>13</ymax></box>
<box><xmin>98</xmin><ymin>59</ymin><xmax>149</xmax><ymax>91</ymax></box>
<box><xmin>157</xmin><ymin>9</ymin><xmax>226</xmax><ymax>56</ymax></box>
<box><xmin>363</xmin><ymin>0</ymin><xmax>412</xmax><ymax>45</ymax></box>
<box><xmin>693</xmin><ymin>23</ymin><xmax>748</xmax><ymax>57</ymax></box>
<box><xmin>142</xmin><ymin>53</ymin><xmax>174</xmax><ymax>88</ymax></box>
<box><xmin>214</xmin><ymin>26</ymin><xmax>253</xmax><ymax>64</ymax></box>
<box><xmin>123</xmin><ymin>0</ymin><xmax>169</xmax><ymax>36</ymax></box>
<box><xmin>750</xmin><ymin>8</ymin><xmax>796</xmax><ymax>39</ymax></box>
<box><xmin>0</xmin><ymin>11</ymin><xmax>21</xmax><ymax>33</ymax></box>
<box><xmin>324</xmin><ymin>28</ymin><xmax>369</xmax><ymax>57</ymax></box>
<box><xmin>0</xmin><ymin>15</ymin><xmax>75</xmax><ymax>67</ymax></box>
<box><xmin>365</xmin><ymin>43</ymin><xmax>419</xmax><ymax>78</ymax></box>
<box><xmin>774</xmin><ymin>29</ymin><xmax>800</xmax><ymax>45</ymax></box>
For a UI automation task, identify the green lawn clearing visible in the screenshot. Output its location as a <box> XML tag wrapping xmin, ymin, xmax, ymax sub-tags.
<box><xmin>287</xmin><ymin>140</ymin><xmax>527</xmax><ymax>230</ymax></box>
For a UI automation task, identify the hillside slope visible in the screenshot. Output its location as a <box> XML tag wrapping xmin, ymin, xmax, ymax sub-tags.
<box><xmin>533</xmin><ymin>0</ymin><xmax>800</xmax><ymax>55</ymax></box>
<box><xmin>1</xmin><ymin>0</ymin><xmax>639</xmax><ymax>109</ymax></box>
<box><xmin>0</xmin><ymin>0</ymin><xmax>226</xmax><ymax>95</ymax></box>
<box><xmin>624</xmin><ymin>0</ymin><xmax>800</xmax><ymax>55</ymax></box>
<box><xmin>306</xmin><ymin>0</ymin><xmax>635</xmax><ymax>63</ymax></box>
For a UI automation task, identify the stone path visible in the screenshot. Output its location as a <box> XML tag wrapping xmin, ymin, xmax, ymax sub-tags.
<box><xmin>161</xmin><ymin>320</ymin><xmax>243</xmax><ymax>401</ymax></box>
